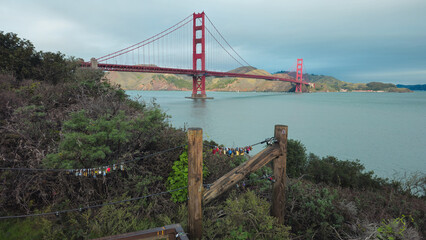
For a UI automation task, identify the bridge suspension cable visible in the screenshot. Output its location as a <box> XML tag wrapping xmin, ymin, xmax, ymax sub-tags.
<box><xmin>205</xmin><ymin>14</ymin><xmax>251</xmax><ymax>67</ymax></box>
<box><xmin>96</xmin><ymin>14</ymin><xmax>192</xmax><ymax>63</ymax></box>
<box><xmin>204</xmin><ymin>24</ymin><xmax>245</xmax><ymax>68</ymax></box>
<box><xmin>82</xmin><ymin>12</ymin><xmax>310</xmax><ymax>94</ymax></box>
<box><xmin>98</xmin><ymin>18</ymin><xmax>193</xmax><ymax>66</ymax></box>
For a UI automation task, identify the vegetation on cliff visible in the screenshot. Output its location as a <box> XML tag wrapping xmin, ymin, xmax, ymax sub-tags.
<box><xmin>1</xmin><ymin>32</ymin><xmax>424</xmax><ymax>239</ymax></box>
<box><xmin>306</xmin><ymin>74</ymin><xmax>412</xmax><ymax>92</ymax></box>
<box><xmin>108</xmin><ymin>68</ymin><xmax>412</xmax><ymax>93</ymax></box>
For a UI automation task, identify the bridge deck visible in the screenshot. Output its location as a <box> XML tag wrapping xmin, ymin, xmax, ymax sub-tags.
<box><xmin>81</xmin><ymin>62</ymin><xmax>309</xmax><ymax>85</ymax></box>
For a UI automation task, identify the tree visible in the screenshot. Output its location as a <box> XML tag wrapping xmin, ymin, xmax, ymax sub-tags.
<box><xmin>287</xmin><ymin>139</ymin><xmax>308</xmax><ymax>178</ymax></box>
<box><xmin>36</xmin><ymin>51</ymin><xmax>76</xmax><ymax>84</ymax></box>
<box><xmin>0</xmin><ymin>31</ymin><xmax>40</xmax><ymax>80</ymax></box>
<box><xmin>0</xmin><ymin>31</ymin><xmax>77</xmax><ymax>83</ymax></box>
<box><xmin>366</xmin><ymin>82</ymin><xmax>396</xmax><ymax>91</ymax></box>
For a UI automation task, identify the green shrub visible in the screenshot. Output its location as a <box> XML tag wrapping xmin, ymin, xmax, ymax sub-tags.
<box><xmin>287</xmin><ymin>139</ymin><xmax>308</xmax><ymax>178</ymax></box>
<box><xmin>286</xmin><ymin>181</ymin><xmax>344</xmax><ymax>239</ymax></box>
<box><xmin>0</xmin><ymin>31</ymin><xmax>79</xmax><ymax>83</ymax></box>
<box><xmin>305</xmin><ymin>154</ymin><xmax>386</xmax><ymax>190</ymax></box>
<box><xmin>167</xmin><ymin>148</ymin><xmax>209</xmax><ymax>202</ymax></box>
<box><xmin>203</xmin><ymin>191</ymin><xmax>290</xmax><ymax>239</ymax></box>
<box><xmin>0</xmin><ymin>218</ymin><xmax>48</xmax><ymax>240</ymax></box>
<box><xmin>377</xmin><ymin>215</ymin><xmax>414</xmax><ymax>240</ymax></box>
<box><xmin>43</xmin><ymin>102</ymin><xmax>169</xmax><ymax>169</ymax></box>
<box><xmin>43</xmin><ymin>110</ymin><xmax>132</xmax><ymax>168</ymax></box>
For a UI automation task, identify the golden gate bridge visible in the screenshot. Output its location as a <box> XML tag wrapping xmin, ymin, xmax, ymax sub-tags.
<box><xmin>81</xmin><ymin>12</ymin><xmax>310</xmax><ymax>98</ymax></box>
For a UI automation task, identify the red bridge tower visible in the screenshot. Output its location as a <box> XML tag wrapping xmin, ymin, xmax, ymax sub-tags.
<box><xmin>295</xmin><ymin>58</ymin><xmax>303</xmax><ymax>93</ymax></box>
<box><xmin>189</xmin><ymin>12</ymin><xmax>212</xmax><ymax>99</ymax></box>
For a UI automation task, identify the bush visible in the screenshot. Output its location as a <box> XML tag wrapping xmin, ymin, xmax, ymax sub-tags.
<box><xmin>377</xmin><ymin>215</ymin><xmax>418</xmax><ymax>240</ymax></box>
<box><xmin>167</xmin><ymin>148</ymin><xmax>209</xmax><ymax>203</ymax></box>
<box><xmin>287</xmin><ymin>139</ymin><xmax>307</xmax><ymax>178</ymax></box>
<box><xmin>286</xmin><ymin>180</ymin><xmax>344</xmax><ymax>239</ymax></box>
<box><xmin>305</xmin><ymin>154</ymin><xmax>386</xmax><ymax>190</ymax></box>
<box><xmin>0</xmin><ymin>31</ymin><xmax>78</xmax><ymax>83</ymax></box>
<box><xmin>44</xmin><ymin>110</ymin><xmax>136</xmax><ymax>169</ymax></box>
<box><xmin>203</xmin><ymin>191</ymin><xmax>290</xmax><ymax>239</ymax></box>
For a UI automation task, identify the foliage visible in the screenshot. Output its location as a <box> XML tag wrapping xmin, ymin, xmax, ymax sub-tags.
<box><xmin>43</xmin><ymin>110</ymin><xmax>133</xmax><ymax>168</ymax></box>
<box><xmin>307</xmin><ymin>74</ymin><xmax>412</xmax><ymax>92</ymax></box>
<box><xmin>395</xmin><ymin>171</ymin><xmax>426</xmax><ymax>197</ymax></box>
<box><xmin>308</xmin><ymin>74</ymin><xmax>362</xmax><ymax>92</ymax></box>
<box><xmin>36</xmin><ymin>52</ymin><xmax>78</xmax><ymax>84</ymax></box>
<box><xmin>0</xmin><ymin>31</ymin><xmax>78</xmax><ymax>83</ymax></box>
<box><xmin>167</xmin><ymin>148</ymin><xmax>209</xmax><ymax>203</ymax></box>
<box><xmin>305</xmin><ymin>153</ymin><xmax>387</xmax><ymax>190</ymax></box>
<box><xmin>366</xmin><ymin>82</ymin><xmax>396</xmax><ymax>91</ymax></box>
<box><xmin>167</xmin><ymin>149</ymin><xmax>190</xmax><ymax>202</ymax></box>
<box><xmin>377</xmin><ymin>215</ymin><xmax>414</xmax><ymax>240</ymax></box>
<box><xmin>286</xmin><ymin>181</ymin><xmax>344</xmax><ymax>239</ymax></box>
<box><xmin>207</xmin><ymin>78</ymin><xmax>237</xmax><ymax>89</ymax></box>
<box><xmin>0</xmin><ymin>31</ymin><xmax>39</xmax><ymax>80</ymax></box>
<box><xmin>0</xmin><ymin>218</ymin><xmax>48</xmax><ymax>240</ymax></box>
<box><xmin>203</xmin><ymin>191</ymin><xmax>290</xmax><ymax>239</ymax></box>
<box><xmin>156</xmin><ymin>75</ymin><xmax>192</xmax><ymax>89</ymax></box>
<box><xmin>286</xmin><ymin>139</ymin><xmax>307</xmax><ymax>178</ymax></box>
<box><xmin>1</xmin><ymin>31</ymin><xmax>424</xmax><ymax>240</ymax></box>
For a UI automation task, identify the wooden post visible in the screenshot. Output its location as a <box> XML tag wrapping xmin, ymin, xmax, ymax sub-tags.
<box><xmin>187</xmin><ymin>128</ymin><xmax>203</xmax><ymax>239</ymax></box>
<box><xmin>272</xmin><ymin>125</ymin><xmax>288</xmax><ymax>224</ymax></box>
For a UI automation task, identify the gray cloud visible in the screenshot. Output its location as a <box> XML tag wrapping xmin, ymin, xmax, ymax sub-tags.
<box><xmin>1</xmin><ymin>0</ymin><xmax>425</xmax><ymax>84</ymax></box>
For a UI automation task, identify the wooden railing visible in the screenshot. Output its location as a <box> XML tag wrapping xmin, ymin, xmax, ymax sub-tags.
<box><xmin>187</xmin><ymin>125</ymin><xmax>288</xmax><ymax>239</ymax></box>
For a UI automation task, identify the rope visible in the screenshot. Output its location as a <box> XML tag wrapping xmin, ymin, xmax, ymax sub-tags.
<box><xmin>0</xmin><ymin>145</ymin><xmax>185</xmax><ymax>172</ymax></box>
<box><xmin>0</xmin><ymin>186</ymin><xmax>187</xmax><ymax>220</ymax></box>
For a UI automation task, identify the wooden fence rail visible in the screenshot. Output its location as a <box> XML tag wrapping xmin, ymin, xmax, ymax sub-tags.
<box><xmin>187</xmin><ymin>124</ymin><xmax>288</xmax><ymax>239</ymax></box>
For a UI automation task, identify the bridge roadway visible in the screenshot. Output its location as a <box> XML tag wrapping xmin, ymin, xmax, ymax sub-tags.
<box><xmin>81</xmin><ymin>62</ymin><xmax>310</xmax><ymax>85</ymax></box>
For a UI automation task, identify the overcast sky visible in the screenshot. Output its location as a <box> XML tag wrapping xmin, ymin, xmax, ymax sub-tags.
<box><xmin>1</xmin><ymin>0</ymin><xmax>425</xmax><ymax>84</ymax></box>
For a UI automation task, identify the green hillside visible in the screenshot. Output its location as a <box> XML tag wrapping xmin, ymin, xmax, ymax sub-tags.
<box><xmin>307</xmin><ymin>74</ymin><xmax>412</xmax><ymax>92</ymax></box>
<box><xmin>308</xmin><ymin>74</ymin><xmax>365</xmax><ymax>92</ymax></box>
<box><xmin>106</xmin><ymin>69</ymin><xmax>412</xmax><ymax>93</ymax></box>
<box><xmin>107</xmin><ymin>67</ymin><xmax>293</xmax><ymax>92</ymax></box>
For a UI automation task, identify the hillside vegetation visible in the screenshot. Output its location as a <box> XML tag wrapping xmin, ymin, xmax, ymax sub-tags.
<box><xmin>107</xmin><ymin>68</ymin><xmax>412</xmax><ymax>93</ymax></box>
<box><xmin>107</xmin><ymin>67</ymin><xmax>294</xmax><ymax>93</ymax></box>
<box><xmin>307</xmin><ymin>74</ymin><xmax>412</xmax><ymax>92</ymax></box>
<box><xmin>0</xmin><ymin>31</ymin><xmax>424</xmax><ymax>239</ymax></box>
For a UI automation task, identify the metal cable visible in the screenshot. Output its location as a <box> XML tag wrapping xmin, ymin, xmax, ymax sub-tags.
<box><xmin>205</xmin><ymin>14</ymin><xmax>251</xmax><ymax>67</ymax></box>
<box><xmin>97</xmin><ymin>14</ymin><xmax>192</xmax><ymax>61</ymax></box>
<box><xmin>0</xmin><ymin>186</ymin><xmax>187</xmax><ymax>220</ymax></box>
<box><xmin>203</xmin><ymin>137</ymin><xmax>276</xmax><ymax>149</ymax></box>
<box><xmin>0</xmin><ymin>145</ymin><xmax>186</xmax><ymax>172</ymax></box>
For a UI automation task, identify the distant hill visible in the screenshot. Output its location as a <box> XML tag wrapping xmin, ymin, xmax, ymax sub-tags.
<box><xmin>106</xmin><ymin>67</ymin><xmax>293</xmax><ymax>92</ymax></box>
<box><xmin>397</xmin><ymin>84</ymin><xmax>426</xmax><ymax>91</ymax></box>
<box><xmin>228</xmin><ymin>66</ymin><xmax>257</xmax><ymax>74</ymax></box>
<box><xmin>105</xmin><ymin>68</ymin><xmax>412</xmax><ymax>93</ymax></box>
<box><xmin>307</xmin><ymin>75</ymin><xmax>411</xmax><ymax>92</ymax></box>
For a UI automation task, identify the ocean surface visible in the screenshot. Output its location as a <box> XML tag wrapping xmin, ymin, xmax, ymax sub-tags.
<box><xmin>126</xmin><ymin>90</ymin><xmax>426</xmax><ymax>179</ymax></box>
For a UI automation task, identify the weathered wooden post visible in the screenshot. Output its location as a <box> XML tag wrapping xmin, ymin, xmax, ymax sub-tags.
<box><xmin>272</xmin><ymin>125</ymin><xmax>288</xmax><ymax>224</ymax></box>
<box><xmin>187</xmin><ymin>128</ymin><xmax>203</xmax><ymax>239</ymax></box>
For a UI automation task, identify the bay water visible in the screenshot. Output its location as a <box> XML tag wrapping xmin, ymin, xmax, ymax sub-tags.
<box><xmin>127</xmin><ymin>90</ymin><xmax>426</xmax><ymax>179</ymax></box>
